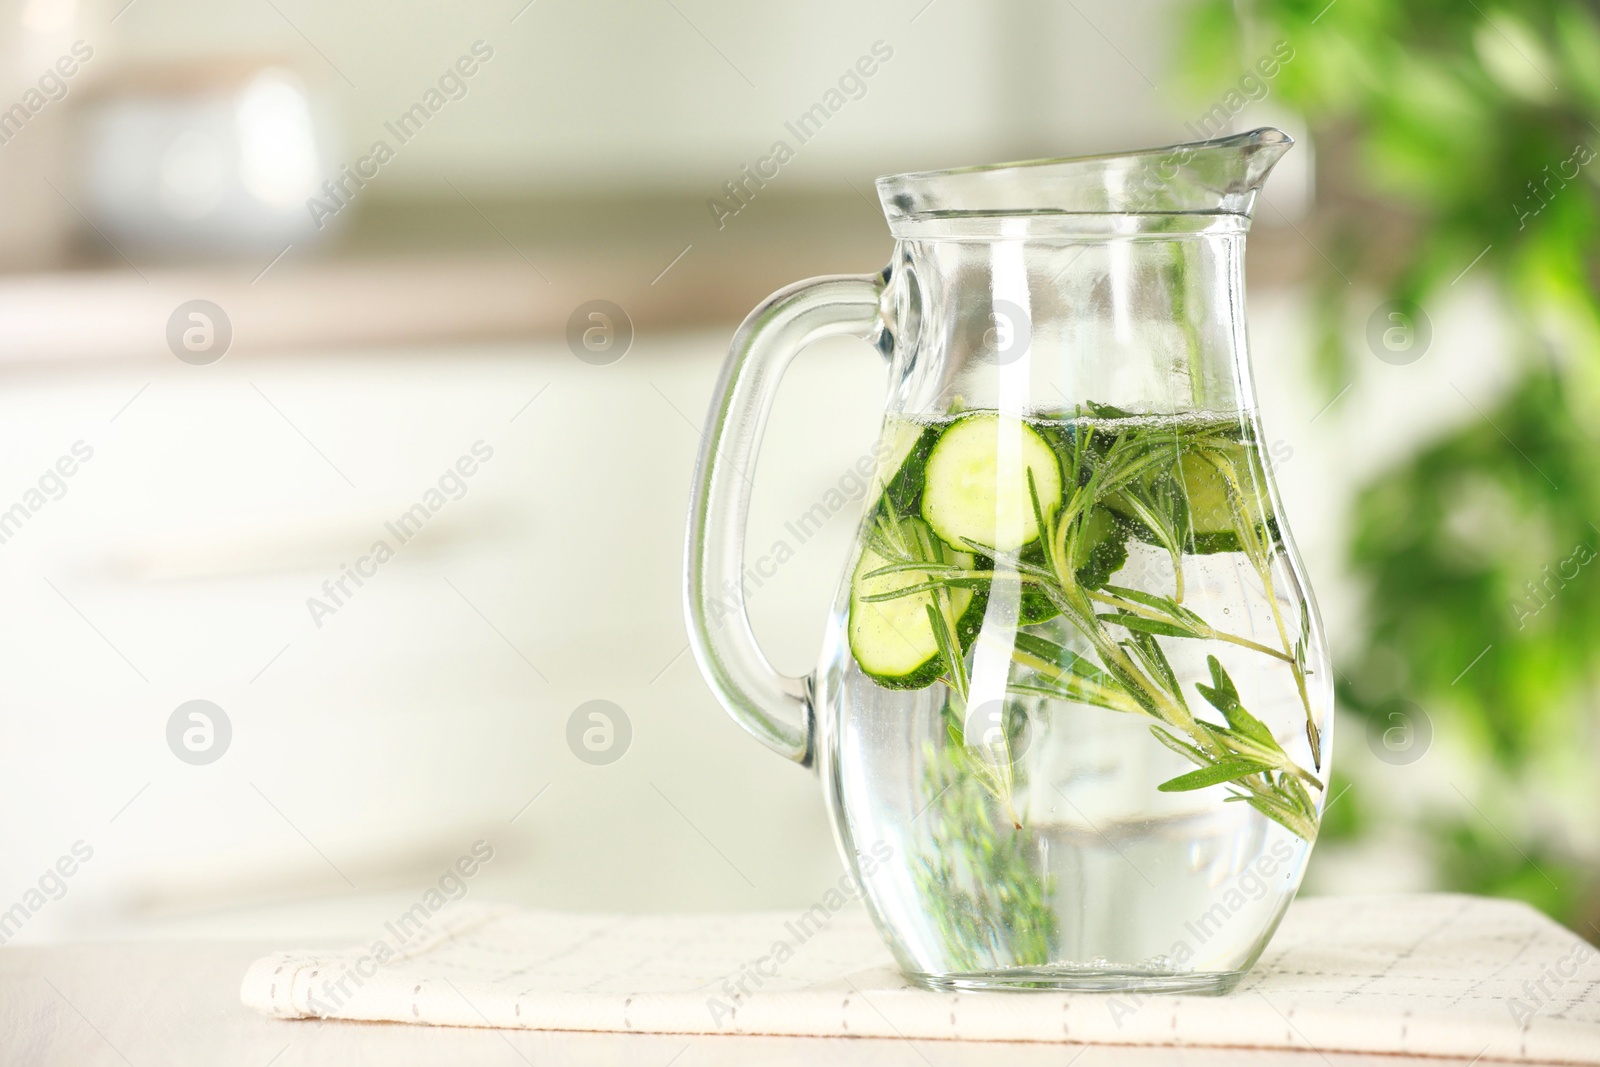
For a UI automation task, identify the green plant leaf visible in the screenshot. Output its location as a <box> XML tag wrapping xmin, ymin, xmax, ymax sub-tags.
<box><xmin>1123</xmin><ymin>631</ymin><xmax>1186</xmax><ymax>710</ymax></box>
<box><xmin>1102</xmin><ymin>585</ymin><xmax>1208</xmax><ymax>629</ymax></box>
<box><xmin>1012</xmin><ymin>632</ymin><xmax>1104</xmax><ymax>681</ymax></box>
<box><xmin>1149</xmin><ymin>725</ymin><xmax>1208</xmax><ymax>765</ymax></box>
<box><xmin>1097</xmin><ymin>613</ymin><xmax>1201</xmax><ymax>639</ymax></box>
<box><xmin>1158</xmin><ymin>757</ymin><xmax>1273</xmax><ymax>792</ymax></box>
<box><xmin>1193</xmin><ymin>655</ymin><xmax>1278</xmax><ymax>748</ymax></box>
<box><xmin>1074</xmin><ymin>515</ymin><xmax>1129</xmax><ymax>591</ymax></box>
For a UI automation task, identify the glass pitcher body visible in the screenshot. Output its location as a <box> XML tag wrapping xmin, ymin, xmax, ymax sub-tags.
<box><xmin>687</xmin><ymin>129</ymin><xmax>1332</xmax><ymax>993</ymax></box>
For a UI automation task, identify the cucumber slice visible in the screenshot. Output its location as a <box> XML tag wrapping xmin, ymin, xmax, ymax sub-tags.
<box><xmin>848</xmin><ymin>520</ymin><xmax>974</xmax><ymax>690</ymax></box>
<box><xmin>920</xmin><ymin>413</ymin><xmax>1064</xmax><ymax>553</ymax></box>
<box><xmin>952</xmin><ymin>580</ymin><xmax>989</xmax><ymax>651</ymax></box>
<box><xmin>1105</xmin><ymin>446</ymin><xmax>1266</xmax><ymax>556</ymax></box>
<box><xmin>1177</xmin><ymin>451</ymin><xmax>1235</xmax><ymax>536</ymax></box>
<box><xmin>879</xmin><ymin>418</ymin><xmax>927</xmax><ymax>480</ymax></box>
<box><xmin>876</xmin><ymin>420</ymin><xmax>942</xmax><ymax>514</ymax></box>
<box><xmin>1179</xmin><ymin>449</ymin><xmax>1276</xmax><ymax>554</ymax></box>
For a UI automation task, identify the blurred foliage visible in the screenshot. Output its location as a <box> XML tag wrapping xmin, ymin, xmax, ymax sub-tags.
<box><xmin>1182</xmin><ymin>0</ymin><xmax>1600</xmax><ymax>934</ymax></box>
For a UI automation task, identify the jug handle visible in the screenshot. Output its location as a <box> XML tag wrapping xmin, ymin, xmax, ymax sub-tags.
<box><xmin>684</xmin><ymin>271</ymin><xmax>888</xmax><ymax>767</ymax></box>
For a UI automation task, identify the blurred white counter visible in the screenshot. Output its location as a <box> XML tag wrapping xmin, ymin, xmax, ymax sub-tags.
<box><xmin>0</xmin><ymin>327</ymin><xmax>892</xmax><ymax>942</ymax></box>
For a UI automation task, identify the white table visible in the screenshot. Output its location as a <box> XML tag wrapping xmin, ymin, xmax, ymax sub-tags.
<box><xmin>1</xmin><ymin>938</ymin><xmax>1539</xmax><ymax>1066</ymax></box>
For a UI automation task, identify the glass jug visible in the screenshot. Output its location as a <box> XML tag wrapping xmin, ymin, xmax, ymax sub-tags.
<box><xmin>685</xmin><ymin>128</ymin><xmax>1331</xmax><ymax>994</ymax></box>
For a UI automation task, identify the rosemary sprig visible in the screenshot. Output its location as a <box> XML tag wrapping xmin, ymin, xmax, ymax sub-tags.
<box><xmin>912</xmin><ymin>716</ymin><xmax>1057</xmax><ymax>970</ymax></box>
<box><xmin>853</xmin><ymin>409</ymin><xmax>1326</xmax><ymax>850</ymax></box>
<box><xmin>1021</xmin><ymin>430</ymin><xmax>1325</xmax><ymax>840</ymax></box>
<box><xmin>861</xmin><ymin>412</ymin><xmax>1326</xmax><ymax>842</ymax></box>
<box><xmin>863</xmin><ymin>498</ymin><xmax>1024</xmax><ymax>825</ymax></box>
<box><xmin>1192</xmin><ymin>449</ymin><xmax>1322</xmax><ymax>770</ymax></box>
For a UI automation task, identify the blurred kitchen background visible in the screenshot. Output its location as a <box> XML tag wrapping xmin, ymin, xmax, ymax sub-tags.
<box><xmin>1</xmin><ymin>0</ymin><xmax>1595</xmax><ymax>943</ymax></box>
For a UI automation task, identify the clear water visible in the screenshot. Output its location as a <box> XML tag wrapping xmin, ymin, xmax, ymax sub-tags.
<box><xmin>816</xmin><ymin>410</ymin><xmax>1331</xmax><ymax>991</ymax></box>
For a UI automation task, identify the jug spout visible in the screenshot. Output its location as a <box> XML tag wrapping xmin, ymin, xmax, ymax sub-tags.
<box><xmin>876</xmin><ymin>127</ymin><xmax>1293</xmax><ymax>234</ymax></box>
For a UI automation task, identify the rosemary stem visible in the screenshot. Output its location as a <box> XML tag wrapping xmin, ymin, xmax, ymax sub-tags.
<box><xmin>1196</xmin><ymin>451</ymin><xmax>1321</xmax><ymax>769</ymax></box>
<box><xmin>1085</xmin><ymin>589</ymin><xmax>1297</xmax><ymax>663</ymax></box>
<box><xmin>1010</xmin><ymin>653</ymin><xmax>1144</xmax><ymax>715</ymax></box>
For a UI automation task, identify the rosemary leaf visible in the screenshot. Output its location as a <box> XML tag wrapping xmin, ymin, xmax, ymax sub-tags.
<box><xmin>1158</xmin><ymin>757</ymin><xmax>1275</xmax><ymax>792</ymax></box>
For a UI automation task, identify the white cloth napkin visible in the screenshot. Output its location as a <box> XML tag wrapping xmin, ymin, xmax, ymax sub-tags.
<box><xmin>241</xmin><ymin>893</ymin><xmax>1600</xmax><ymax>1063</ymax></box>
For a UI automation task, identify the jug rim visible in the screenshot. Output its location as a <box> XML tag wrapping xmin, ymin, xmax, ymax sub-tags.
<box><xmin>874</xmin><ymin>127</ymin><xmax>1293</xmax><ymax>235</ymax></box>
